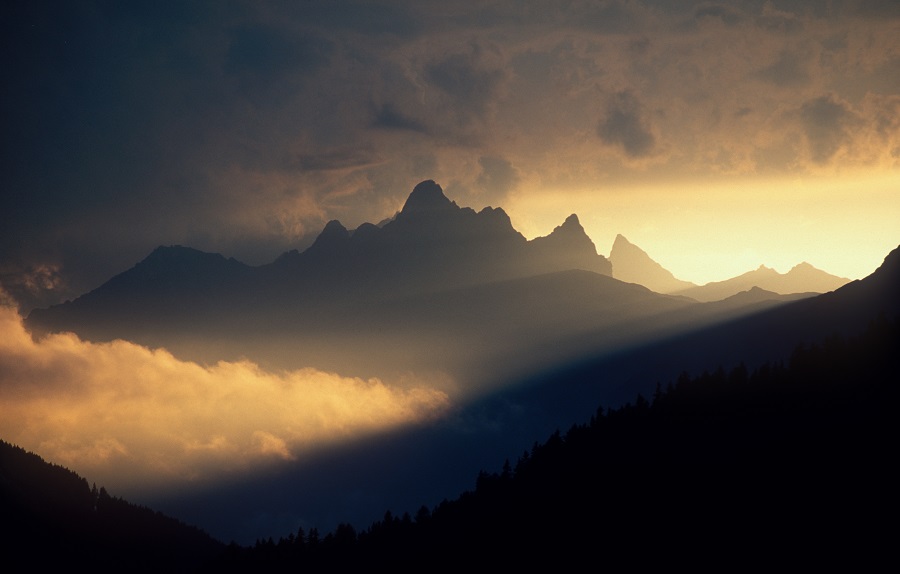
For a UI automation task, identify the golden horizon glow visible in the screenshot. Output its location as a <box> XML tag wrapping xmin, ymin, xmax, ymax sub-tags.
<box><xmin>504</xmin><ymin>171</ymin><xmax>899</xmax><ymax>286</ymax></box>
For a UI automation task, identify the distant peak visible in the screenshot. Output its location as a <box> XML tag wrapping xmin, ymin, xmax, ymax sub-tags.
<box><xmin>551</xmin><ymin>214</ymin><xmax>586</xmax><ymax>236</ymax></box>
<box><xmin>321</xmin><ymin>219</ymin><xmax>348</xmax><ymax>234</ymax></box>
<box><xmin>142</xmin><ymin>245</ymin><xmax>215</xmax><ymax>263</ymax></box>
<box><xmin>309</xmin><ymin>220</ymin><xmax>350</xmax><ymax>251</ymax></box>
<box><xmin>150</xmin><ymin>244</ymin><xmax>189</xmax><ymax>255</ymax></box>
<box><xmin>400</xmin><ymin>180</ymin><xmax>455</xmax><ymax>215</ymax></box>
<box><xmin>612</xmin><ymin>234</ymin><xmax>635</xmax><ymax>249</ymax></box>
<box><xmin>610</xmin><ymin>234</ymin><xmax>648</xmax><ymax>259</ymax></box>
<box><xmin>789</xmin><ymin>262</ymin><xmax>815</xmax><ymax>272</ymax></box>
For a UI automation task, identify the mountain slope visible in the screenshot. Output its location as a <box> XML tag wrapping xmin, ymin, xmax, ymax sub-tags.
<box><xmin>608</xmin><ymin>234</ymin><xmax>696</xmax><ymax>293</ymax></box>
<box><xmin>0</xmin><ymin>439</ymin><xmax>222</xmax><ymax>571</ymax></box>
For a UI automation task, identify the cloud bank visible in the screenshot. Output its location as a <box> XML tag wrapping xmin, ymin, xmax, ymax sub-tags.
<box><xmin>0</xmin><ymin>303</ymin><xmax>450</xmax><ymax>494</ymax></box>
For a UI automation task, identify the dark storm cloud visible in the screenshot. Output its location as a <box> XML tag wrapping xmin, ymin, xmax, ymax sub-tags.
<box><xmin>756</xmin><ymin>5</ymin><xmax>804</xmax><ymax>34</ymax></box>
<box><xmin>757</xmin><ymin>50</ymin><xmax>811</xmax><ymax>87</ymax></box>
<box><xmin>372</xmin><ymin>104</ymin><xmax>428</xmax><ymax>133</ymax></box>
<box><xmin>693</xmin><ymin>3</ymin><xmax>746</xmax><ymax>26</ymax></box>
<box><xmin>226</xmin><ymin>24</ymin><xmax>332</xmax><ymax>79</ymax></box>
<box><xmin>0</xmin><ymin>2</ymin><xmax>224</xmax><ymax>298</ymax></box>
<box><xmin>798</xmin><ymin>94</ymin><xmax>861</xmax><ymax>164</ymax></box>
<box><xmin>282</xmin><ymin>1</ymin><xmax>421</xmax><ymax>37</ymax></box>
<box><xmin>571</xmin><ymin>0</ymin><xmax>646</xmax><ymax>33</ymax></box>
<box><xmin>225</xmin><ymin>24</ymin><xmax>333</xmax><ymax>109</ymax></box>
<box><xmin>853</xmin><ymin>0</ymin><xmax>900</xmax><ymax>19</ymax></box>
<box><xmin>290</xmin><ymin>148</ymin><xmax>379</xmax><ymax>172</ymax></box>
<box><xmin>597</xmin><ymin>90</ymin><xmax>656</xmax><ymax>159</ymax></box>
<box><xmin>476</xmin><ymin>156</ymin><xmax>520</xmax><ymax>205</ymax></box>
<box><xmin>425</xmin><ymin>52</ymin><xmax>506</xmax><ymax>124</ymax></box>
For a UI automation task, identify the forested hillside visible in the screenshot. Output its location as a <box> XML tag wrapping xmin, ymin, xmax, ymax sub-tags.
<box><xmin>0</xmin><ymin>440</ymin><xmax>222</xmax><ymax>571</ymax></box>
<box><xmin>214</xmin><ymin>314</ymin><xmax>898</xmax><ymax>570</ymax></box>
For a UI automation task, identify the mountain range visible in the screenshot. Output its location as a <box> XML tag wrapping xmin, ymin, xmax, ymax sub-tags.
<box><xmin>25</xmin><ymin>181</ymin><xmax>850</xmax><ymax>391</ymax></box>
<box><xmin>609</xmin><ymin>233</ymin><xmax>849</xmax><ymax>299</ymax></box>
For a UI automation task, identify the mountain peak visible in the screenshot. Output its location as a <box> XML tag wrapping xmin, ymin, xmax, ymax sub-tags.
<box><xmin>139</xmin><ymin>245</ymin><xmax>228</xmax><ymax>269</ymax></box>
<box><xmin>609</xmin><ymin>235</ymin><xmax>695</xmax><ymax>293</ymax></box>
<box><xmin>308</xmin><ymin>220</ymin><xmax>350</xmax><ymax>252</ymax></box>
<box><xmin>613</xmin><ymin>233</ymin><xmax>631</xmax><ymax>246</ymax></box>
<box><xmin>146</xmin><ymin>244</ymin><xmax>201</xmax><ymax>258</ymax></box>
<box><xmin>400</xmin><ymin>180</ymin><xmax>455</xmax><ymax>215</ymax></box>
<box><xmin>791</xmin><ymin>261</ymin><xmax>814</xmax><ymax>271</ymax></box>
<box><xmin>526</xmin><ymin>213</ymin><xmax>611</xmax><ymax>276</ymax></box>
<box><xmin>562</xmin><ymin>213</ymin><xmax>581</xmax><ymax>227</ymax></box>
<box><xmin>546</xmin><ymin>214</ymin><xmax>587</xmax><ymax>240</ymax></box>
<box><xmin>610</xmin><ymin>234</ymin><xmax>645</xmax><ymax>257</ymax></box>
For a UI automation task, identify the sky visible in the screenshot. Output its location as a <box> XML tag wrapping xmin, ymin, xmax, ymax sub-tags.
<box><xmin>1</xmin><ymin>0</ymin><xmax>899</xmax><ymax>312</ymax></box>
<box><xmin>1</xmin><ymin>1</ymin><xmax>898</xmax><ymax>535</ymax></box>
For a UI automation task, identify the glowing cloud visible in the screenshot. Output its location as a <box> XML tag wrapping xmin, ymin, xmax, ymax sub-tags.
<box><xmin>0</xmin><ymin>304</ymin><xmax>450</xmax><ymax>494</ymax></box>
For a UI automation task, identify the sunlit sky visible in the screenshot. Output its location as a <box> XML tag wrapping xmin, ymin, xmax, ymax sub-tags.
<box><xmin>2</xmin><ymin>0</ymin><xmax>899</xmax><ymax>307</ymax></box>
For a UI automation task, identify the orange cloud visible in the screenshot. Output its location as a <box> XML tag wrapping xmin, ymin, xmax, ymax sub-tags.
<box><xmin>0</xmin><ymin>303</ymin><xmax>450</xmax><ymax>495</ymax></box>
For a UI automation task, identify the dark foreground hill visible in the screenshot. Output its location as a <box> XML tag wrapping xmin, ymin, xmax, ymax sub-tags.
<box><xmin>0</xmin><ymin>440</ymin><xmax>222</xmax><ymax>571</ymax></box>
<box><xmin>211</xmin><ymin>313</ymin><xmax>899</xmax><ymax>571</ymax></box>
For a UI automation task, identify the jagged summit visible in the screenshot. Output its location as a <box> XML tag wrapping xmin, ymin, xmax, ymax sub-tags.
<box><xmin>308</xmin><ymin>220</ymin><xmax>350</xmax><ymax>252</ymax></box>
<box><xmin>562</xmin><ymin>214</ymin><xmax>581</xmax><ymax>228</ymax></box>
<box><xmin>528</xmin><ymin>213</ymin><xmax>611</xmax><ymax>276</ymax></box>
<box><xmin>548</xmin><ymin>214</ymin><xmax>589</xmax><ymax>240</ymax></box>
<box><xmin>400</xmin><ymin>180</ymin><xmax>456</xmax><ymax>215</ymax></box>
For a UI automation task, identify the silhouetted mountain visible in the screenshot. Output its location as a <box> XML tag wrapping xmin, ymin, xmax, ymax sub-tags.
<box><xmin>24</xmin><ymin>181</ymin><xmax>671</xmax><ymax>384</ymax></box>
<box><xmin>675</xmin><ymin>261</ymin><xmax>849</xmax><ymax>302</ymax></box>
<box><xmin>29</xmin><ymin>181</ymin><xmax>610</xmax><ymax>323</ymax></box>
<box><xmin>609</xmin><ymin>234</ymin><xmax>696</xmax><ymax>293</ymax></box>
<box><xmin>263</xmin><ymin>180</ymin><xmax>610</xmax><ymax>297</ymax></box>
<box><xmin>0</xmin><ymin>439</ymin><xmax>222</xmax><ymax>571</ymax></box>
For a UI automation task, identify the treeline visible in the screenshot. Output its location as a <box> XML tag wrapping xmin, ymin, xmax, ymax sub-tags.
<box><xmin>213</xmin><ymin>314</ymin><xmax>898</xmax><ymax>571</ymax></box>
<box><xmin>0</xmin><ymin>440</ymin><xmax>222</xmax><ymax>571</ymax></box>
